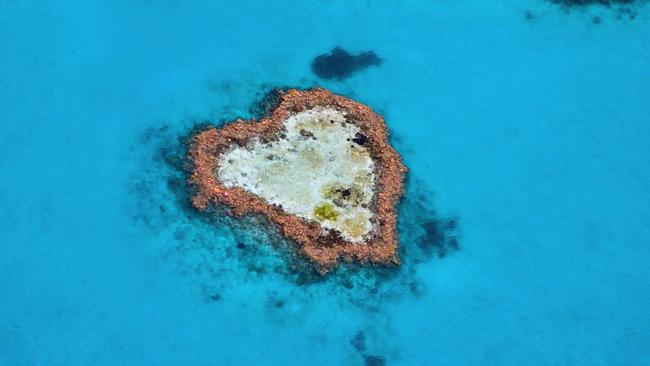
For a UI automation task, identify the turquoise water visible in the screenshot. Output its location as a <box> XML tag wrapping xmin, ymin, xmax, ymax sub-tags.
<box><xmin>2</xmin><ymin>1</ymin><xmax>650</xmax><ymax>365</ymax></box>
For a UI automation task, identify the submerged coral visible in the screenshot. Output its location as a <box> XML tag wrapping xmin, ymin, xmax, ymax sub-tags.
<box><xmin>546</xmin><ymin>0</ymin><xmax>644</xmax><ymax>20</ymax></box>
<box><xmin>550</xmin><ymin>0</ymin><xmax>635</xmax><ymax>5</ymax></box>
<box><xmin>311</xmin><ymin>47</ymin><xmax>382</xmax><ymax>80</ymax></box>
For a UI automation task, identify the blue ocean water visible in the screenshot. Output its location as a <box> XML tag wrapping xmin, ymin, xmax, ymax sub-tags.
<box><xmin>2</xmin><ymin>1</ymin><xmax>649</xmax><ymax>365</ymax></box>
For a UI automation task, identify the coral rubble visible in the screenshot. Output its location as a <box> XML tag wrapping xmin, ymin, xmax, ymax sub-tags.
<box><xmin>188</xmin><ymin>88</ymin><xmax>407</xmax><ymax>273</ymax></box>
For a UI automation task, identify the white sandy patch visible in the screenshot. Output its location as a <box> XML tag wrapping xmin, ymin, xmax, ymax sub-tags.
<box><xmin>217</xmin><ymin>107</ymin><xmax>376</xmax><ymax>243</ymax></box>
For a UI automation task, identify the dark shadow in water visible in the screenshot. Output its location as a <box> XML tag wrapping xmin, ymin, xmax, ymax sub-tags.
<box><xmin>311</xmin><ymin>47</ymin><xmax>382</xmax><ymax>80</ymax></box>
<box><xmin>394</xmin><ymin>174</ymin><xmax>461</xmax><ymax>279</ymax></box>
<box><xmin>350</xmin><ymin>331</ymin><xmax>366</xmax><ymax>352</ymax></box>
<box><xmin>545</xmin><ymin>0</ymin><xmax>643</xmax><ymax>21</ymax></box>
<box><xmin>550</xmin><ymin>0</ymin><xmax>635</xmax><ymax>5</ymax></box>
<box><xmin>364</xmin><ymin>355</ymin><xmax>387</xmax><ymax>366</ymax></box>
<box><xmin>524</xmin><ymin>10</ymin><xmax>537</xmax><ymax>20</ymax></box>
<box><xmin>350</xmin><ymin>331</ymin><xmax>390</xmax><ymax>365</ymax></box>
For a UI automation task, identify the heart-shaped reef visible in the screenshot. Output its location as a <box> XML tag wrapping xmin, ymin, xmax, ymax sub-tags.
<box><xmin>188</xmin><ymin>88</ymin><xmax>407</xmax><ymax>273</ymax></box>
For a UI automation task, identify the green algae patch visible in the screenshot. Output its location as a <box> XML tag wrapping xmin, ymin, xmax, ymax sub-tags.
<box><xmin>314</xmin><ymin>203</ymin><xmax>339</xmax><ymax>222</ymax></box>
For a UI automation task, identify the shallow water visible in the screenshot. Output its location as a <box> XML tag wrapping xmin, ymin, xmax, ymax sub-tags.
<box><xmin>2</xmin><ymin>1</ymin><xmax>649</xmax><ymax>365</ymax></box>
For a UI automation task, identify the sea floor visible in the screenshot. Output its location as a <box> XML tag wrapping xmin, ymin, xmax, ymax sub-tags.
<box><xmin>1</xmin><ymin>1</ymin><xmax>649</xmax><ymax>365</ymax></box>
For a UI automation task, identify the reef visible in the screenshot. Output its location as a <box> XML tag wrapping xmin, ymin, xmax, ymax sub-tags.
<box><xmin>188</xmin><ymin>88</ymin><xmax>407</xmax><ymax>273</ymax></box>
<box><xmin>550</xmin><ymin>0</ymin><xmax>635</xmax><ymax>5</ymax></box>
<box><xmin>311</xmin><ymin>47</ymin><xmax>382</xmax><ymax>80</ymax></box>
<box><xmin>547</xmin><ymin>0</ymin><xmax>644</xmax><ymax>20</ymax></box>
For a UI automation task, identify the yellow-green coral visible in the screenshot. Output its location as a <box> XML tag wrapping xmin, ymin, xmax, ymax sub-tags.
<box><xmin>314</xmin><ymin>203</ymin><xmax>339</xmax><ymax>221</ymax></box>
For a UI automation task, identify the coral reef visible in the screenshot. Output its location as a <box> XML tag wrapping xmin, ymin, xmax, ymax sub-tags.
<box><xmin>546</xmin><ymin>0</ymin><xmax>644</xmax><ymax>21</ymax></box>
<box><xmin>550</xmin><ymin>0</ymin><xmax>635</xmax><ymax>5</ymax></box>
<box><xmin>188</xmin><ymin>88</ymin><xmax>407</xmax><ymax>273</ymax></box>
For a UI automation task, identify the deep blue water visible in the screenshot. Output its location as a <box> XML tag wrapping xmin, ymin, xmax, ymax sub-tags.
<box><xmin>2</xmin><ymin>1</ymin><xmax>650</xmax><ymax>365</ymax></box>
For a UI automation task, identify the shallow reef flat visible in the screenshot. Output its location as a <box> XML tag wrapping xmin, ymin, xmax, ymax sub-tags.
<box><xmin>188</xmin><ymin>88</ymin><xmax>407</xmax><ymax>273</ymax></box>
<box><xmin>217</xmin><ymin>107</ymin><xmax>377</xmax><ymax>242</ymax></box>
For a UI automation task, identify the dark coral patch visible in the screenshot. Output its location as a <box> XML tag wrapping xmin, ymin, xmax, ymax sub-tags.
<box><xmin>547</xmin><ymin>0</ymin><xmax>643</xmax><ymax>20</ymax></box>
<box><xmin>364</xmin><ymin>355</ymin><xmax>387</xmax><ymax>366</ymax></box>
<box><xmin>395</xmin><ymin>178</ymin><xmax>461</xmax><ymax>265</ymax></box>
<box><xmin>550</xmin><ymin>0</ymin><xmax>635</xmax><ymax>5</ymax></box>
<box><xmin>311</xmin><ymin>47</ymin><xmax>382</xmax><ymax>80</ymax></box>
<box><xmin>418</xmin><ymin>219</ymin><xmax>460</xmax><ymax>258</ymax></box>
<box><xmin>350</xmin><ymin>331</ymin><xmax>366</xmax><ymax>352</ymax></box>
<box><xmin>615</xmin><ymin>5</ymin><xmax>639</xmax><ymax>19</ymax></box>
<box><xmin>524</xmin><ymin>10</ymin><xmax>537</xmax><ymax>20</ymax></box>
